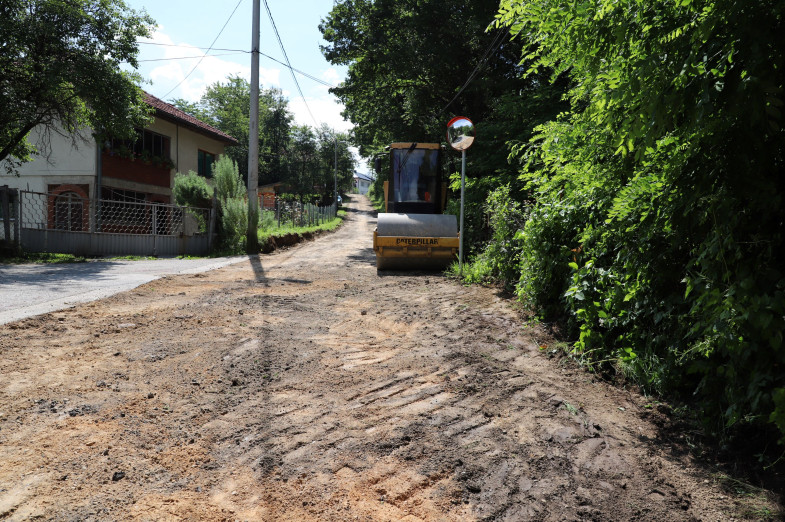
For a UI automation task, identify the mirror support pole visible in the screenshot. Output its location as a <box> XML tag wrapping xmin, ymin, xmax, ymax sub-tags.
<box><xmin>459</xmin><ymin>148</ymin><xmax>466</xmax><ymax>276</ymax></box>
<box><xmin>446</xmin><ymin>115</ymin><xmax>475</xmax><ymax>278</ymax></box>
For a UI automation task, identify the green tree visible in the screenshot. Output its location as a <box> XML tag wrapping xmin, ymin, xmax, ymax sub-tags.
<box><xmin>316</xmin><ymin>125</ymin><xmax>355</xmax><ymax>203</ymax></box>
<box><xmin>320</xmin><ymin>0</ymin><xmax>565</xmax><ymax>158</ymax></box>
<box><xmin>212</xmin><ymin>154</ymin><xmax>244</xmax><ymax>201</ymax></box>
<box><xmin>320</xmin><ymin>0</ymin><xmax>514</xmax><ymax>153</ymax></box>
<box><xmin>320</xmin><ymin>0</ymin><xmax>568</xmax><ymax>252</ymax></box>
<box><xmin>211</xmin><ymin>155</ymin><xmax>253</xmax><ymax>253</ymax></box>
<box><xmin>288</xmin><ymin>125</ymin><xmax>319</xmax><ymax>197</ymax></box>
<box><xmin>172</xmin><ymin>170</ymin><xmax>211</xmax><ymax>208</ymax></box>
<box><xmin>0</xmin><ymin>0</ymin><xmax>154</xmax><ymax>172</ymax></box>
<box><xmin>172</xmin><ymin>76</ymin><xmax>293</xmax><ymax>187</ymax></box>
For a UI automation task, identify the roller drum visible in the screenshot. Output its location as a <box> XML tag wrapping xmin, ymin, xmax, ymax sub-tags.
<box><xmin>374</xmin><ymin>213</ymin><xmax>458</xmax><ymax>271</ymax></box>
<box><xmin>376</xmin><ymin>213</ymin><xmax>457</xmax><ymax>238</ymax></box>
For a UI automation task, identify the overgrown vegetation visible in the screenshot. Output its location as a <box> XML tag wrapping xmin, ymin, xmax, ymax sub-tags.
<box><xmin>367</xmin><ymin>182</ymin><xmax>385</xmax><ymax>213</ymax></box>
<box><xmin>449</xmin><ymin>185</ymin><xmax>525</xmax><ymax>291</ymax></box>
<box><xmin>323</xmin><ymin>0</ymin><xmax>785</xmax><ymax>450</ymax></box>
<box><xmin>212</xmin><ymin>155</ymin><xmax>253</xmax><ymax>253</ymax></box>
<box><xmin>493</xmin><ymin>0</ymin><xmax>785</xmax><ymax>447</ymax></box>
<box><xmin>172</xmin><ymin>157</ymin><xmax>251</xmax><ymax>254</ymax></box>
<box><xmin>172</xmin><ymin>170</ymin><xmax>212</xmax><ymax>209</ymax></box>
<box><xmin>258</xmin><ymin>209</ymin><xmax>345</xmax><ymax>243</ymax></box>
<box><xmin>0</xmin><ymin>0</ymin><xmax>153</xmax><ymax>174</ymax></box>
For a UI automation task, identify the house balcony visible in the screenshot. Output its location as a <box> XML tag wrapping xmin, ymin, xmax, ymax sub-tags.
<box><xmin>102</xmin><ymin>152</ymin><xmax>173</xmax><ymax>188</ymax></box>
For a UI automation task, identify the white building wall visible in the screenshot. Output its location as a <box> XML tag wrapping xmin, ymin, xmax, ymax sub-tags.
<box><xmin>354</xmin><ymin>177</ymin><xmax>372</xmax><ymax>195</ymax></box>
<box><xmin>0</xmin><ymin>126</ymin><xmax>97</xmax><ymax>195</ymax></box>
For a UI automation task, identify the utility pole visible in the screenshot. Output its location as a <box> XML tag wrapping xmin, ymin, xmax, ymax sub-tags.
<box><xmin>246</xmin><ymin>0</ymin><xmax>260</xmax><ymax>253</ymax></box>
<box><xmin>334</xmin><ymin>134</ymin><xmax>338</xmax><ymax>207</ymax></box>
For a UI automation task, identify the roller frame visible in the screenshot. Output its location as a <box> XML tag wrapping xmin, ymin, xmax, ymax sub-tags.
<box><xmin>373</xmin><ymin>229</ymin><xmax>459</xmax><ymax>270</ymax></box>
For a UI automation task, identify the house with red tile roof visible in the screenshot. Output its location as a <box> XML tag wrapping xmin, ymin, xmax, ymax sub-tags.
<box><xmin>0</xmin><ymin>92</ymin><xmax>238</xmax><ymax>210</ymax></box>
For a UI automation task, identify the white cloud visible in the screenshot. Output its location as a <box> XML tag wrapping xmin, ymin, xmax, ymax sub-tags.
<box><xmin>288</xmin><ymin>92</ymin><xmax>368</xmax><ymax>172</ymax></box>
<box><xmin>289</xmin><ymin>95</ymin><xmax>351</xmax><ymax>133</ymax></box>
<box><xmin>141</xmin><ymin>29</ymin><xmax>280</xmax><ymax>102</ymax></box>
<box><xmin>321</xmin><ymin>67</ymin><xmax>342</xmax><ymax>86</ymax></box>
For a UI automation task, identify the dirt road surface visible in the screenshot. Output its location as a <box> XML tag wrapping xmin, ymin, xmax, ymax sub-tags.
<box><xmin>1</xmin><ymin>196</ymin><xmax>780</xmax><ymax>521</ymax></box>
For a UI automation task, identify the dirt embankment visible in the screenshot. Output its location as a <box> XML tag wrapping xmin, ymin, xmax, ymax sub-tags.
<box><xmin>0</xmin><ymin>196</ymin><xmax>781</xmax><ymax>521</ymax></box>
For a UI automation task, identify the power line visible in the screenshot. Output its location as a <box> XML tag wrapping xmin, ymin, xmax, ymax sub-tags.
<box><xmin>138</xmin><ymin>53</ymin><xmax>246</xmax><ymax>63</ymax></box>
<box><xmin>137</xmin><ymin>41</ymin><xmax>336</xmax><ymax>88</ymax></box>
<box><xmin>438</xmin><ymin>26</ymin><xmax>508</xmax><ymax>116</ymax></box>
<box><xmin>138</xmin><ymin>42</ymin><xmax>246</xmax><ymax>52</ymax></box>
<box><xmin>160</xmin><ymin>0</ymin><xmax>246</xmax><ymax>100</ymax></box>
<box><xmin>262</xmin><ymin>0</ymin><xmax>321</xmax><ymax>129</ymax></box>
<box><xmin>260</xmin><ymin>52</ymin><xmax>335</xmax><ymax>88</ymax></box>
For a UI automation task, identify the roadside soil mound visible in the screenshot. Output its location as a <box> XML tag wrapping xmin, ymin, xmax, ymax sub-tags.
<box><xmin>262</xmin><ymin>231</ymin><xmax>318</xmax><ymax>253</ymax></box>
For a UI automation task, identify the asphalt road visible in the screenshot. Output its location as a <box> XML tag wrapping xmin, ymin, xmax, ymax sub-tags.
<box><xmin>0</xmin><ymin>256</ymin><xmax>246</xmax><ymax>325</ymax></box>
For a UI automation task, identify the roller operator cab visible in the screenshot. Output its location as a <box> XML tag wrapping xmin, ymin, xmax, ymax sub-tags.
<box><xmin>373</xmin><ymin>143</ymin><xmax>459</xmax><ymax>270</ymax></box>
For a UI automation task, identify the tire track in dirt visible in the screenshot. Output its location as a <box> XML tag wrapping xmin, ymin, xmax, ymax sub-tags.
<box><xmin>0</xmin><ymin>196</ymin><xmax>780</xmax><ymax>520</ymax></box>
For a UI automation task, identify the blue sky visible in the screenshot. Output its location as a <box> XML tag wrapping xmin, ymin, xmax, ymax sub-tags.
<box><xmin>124</xmin><ymin>0</ymin><xmax>352</xmax><ymax>134</ymax></box>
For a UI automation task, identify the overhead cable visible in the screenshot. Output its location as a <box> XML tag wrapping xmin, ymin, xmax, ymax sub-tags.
<box><xmin>160</xmin><ymin>0</ymin><xmax>245</xmax><ymax>100</ymax></box>
<box><xmin>137</xmin><ymin>53</ymin><xmax>246</xmax><ymax>62</ymax></box>
<box><xmin>438</xmin><ymin>26</ymin><xmax>508</xmax><ymax>116</ymax></box>
<box><xmin>138</xmin><ymin>40</ymin><xmax>336</xmax><ymax>88</ymax></box>
<box><xmin>262</xmin><ymin>0</ymin><xmax>321</xmax><ymax>128</ymax></box>
<box><xmin>138</xmin><ymin>42</ymin><xmax>246</xmax><ymax>53</ymax></box>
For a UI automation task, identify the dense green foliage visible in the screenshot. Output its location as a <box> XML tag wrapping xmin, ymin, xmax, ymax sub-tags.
<box><xmin>287</xmin><ymin>124</ymin><xmax>355</xmax><ymax>203</ymax></box>
<box><xmin>463</xmin><ymin>185</ymin><xmax>525</xmax><ymax>291</ymax></box>
<box><xmin>172</xmin><ymin>76</ymin><xmax>292</xmax><ymax>187</ymax></box>
<box><xmin>174</xmin><ymin>157</ymin><xmax>256</xmax><ymax>254</ymax></box>
<box><xmin>0</xmin><ymin>0</ymin><xmax>153</xmax><ymax>173</ymax></box>
<box><xmin>494</xmin><ymin>0</ymin><xmax>785</xmax><ymax>441</ymax></box>
<box><xmin>212</xmin><ymin>154</ymin><xmax>244</xmax><ymax>201</ymax></box>
<box><xmin>219</xmin><ymin>196</ymin><xmax>249</xmax><ymax>254</ymax></box>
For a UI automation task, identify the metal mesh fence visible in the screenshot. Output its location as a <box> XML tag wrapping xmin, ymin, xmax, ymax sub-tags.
<box><xmin>18</xmin><ymin>190</ymin><xmax>210</xmax><ymax>236</ymax></box>
<box><xmin>272</xmin><ymin>199</ymin><xmax>338</xmax><ymax>229</ymax></box>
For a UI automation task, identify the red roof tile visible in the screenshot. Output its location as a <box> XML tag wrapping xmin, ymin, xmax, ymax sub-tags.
<box><xmin>143</xmin><ymin>92</ymin><xmax>239</xmax><ymax>146</ymax></box>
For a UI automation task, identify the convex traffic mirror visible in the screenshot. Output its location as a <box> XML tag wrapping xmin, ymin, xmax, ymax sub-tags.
<box><xmin>446</xmin><ymin>116</ymin><xmax>475</xmax><ymax>151</ymax></box>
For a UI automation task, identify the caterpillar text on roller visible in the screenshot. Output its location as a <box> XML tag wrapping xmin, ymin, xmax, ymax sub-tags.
<box><xmin>373</xmin><ymin>143</ymin><xmax>459</xmax><ymax>270</ymax></box>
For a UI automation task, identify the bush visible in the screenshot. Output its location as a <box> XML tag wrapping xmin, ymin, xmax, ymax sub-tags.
<box><xmin>260</xmin><ymin>209</ymin><xmax>276</xmax><ymax>230</ymax></box>
<box><xmin>212</xmin><ymin>155</ymin><xmax>244</xmax><ymax>201</ymax></box>
<box><xmin>208</xmin><ymin>156</ymin><xmax>257</xmax><ymax>254</ymax></box>
<box><xmin>444</xmin><ymin>173</ymin><xmax>487</xmax><ymax>258</ymax></box>
<box><xmin>172</xmin><ymin>170</ymin><xmax>211</xmax><ymax>208</ymax></box>
<box><xmin>219</xmin><ymin>196</ymin><xmax>248</xmax><ymax>253</ymax></box>
<box><xmin>367</xmin><ymin>182</ymin><xmax>385</xmax><ymax>212</ymax></box>
<box><xmin>455</xmin><ymin>185</ymin><xmax>526</xmax><ymax>291</ymax></box>
<box><xmin>481</xmin><ymin>185</ymin><xmax>525</xmax><ymax>291</ymax></box>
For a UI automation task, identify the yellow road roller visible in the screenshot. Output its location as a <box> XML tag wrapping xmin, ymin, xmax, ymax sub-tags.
<box><xmin>373</xmin><ymin>143</ymin><xmax>459</xmax><ymax>270</ymax></box>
